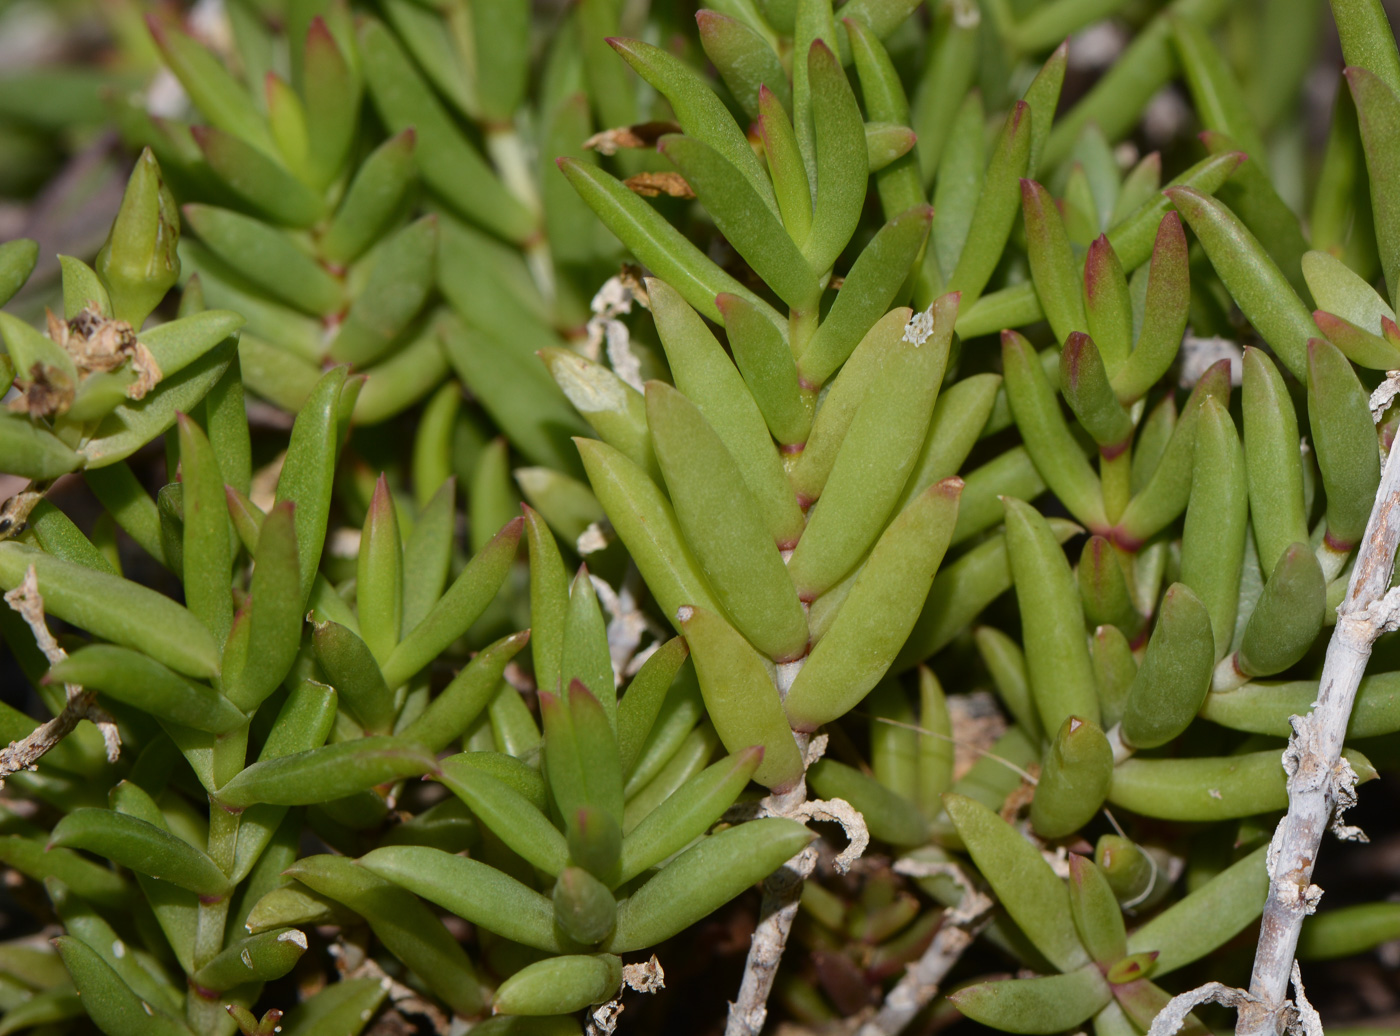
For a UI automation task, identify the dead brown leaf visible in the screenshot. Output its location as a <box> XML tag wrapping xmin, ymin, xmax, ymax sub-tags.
<box><xmin>624</xmin><ymin>171</ymin><xmax>695</xmax><ymax>198</ymax></box>
<box><xmin>583</xmin><ymin>120</ymin><xmax>682</xmax><ymax>155</ymax></box>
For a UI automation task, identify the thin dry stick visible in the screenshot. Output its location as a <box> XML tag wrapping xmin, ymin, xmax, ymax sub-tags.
<box><xmin>725</xmin><ymin>779</ymin><xmax>817</xmax><ymax>1036</ymax></box>
<box><xmin>856</xmin><ymin>861</ymin><xmax>993</xmax><ymax>1036</ymax></box>
<box><xmin>726</xmin><ymin>735</ymin><xmax>869</xmax><ymax>1036</ymax></box>
<box><xmin>1231</xmin><ymin>377</ymin><xmax>1400</xmax><ymax>1036</ymax></box>
<box><xmin>0</xmin><ymin>565</ymin><xmax>119</xmax><ymax>781</ymax></box>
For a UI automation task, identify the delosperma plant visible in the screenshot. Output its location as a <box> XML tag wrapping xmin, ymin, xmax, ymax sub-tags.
<box><xmin>6</xmin><ymin>0</ymin><xmax>1400</xmax><ymax>1033</ymax></box>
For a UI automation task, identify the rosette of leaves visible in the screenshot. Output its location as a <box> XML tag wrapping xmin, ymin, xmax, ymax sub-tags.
<box><xmin>108</xmin><ymin>1</ymin><xmax>621</xmax><ymax>479</ymax></box>
<box><xmin>0</xmin><ymin>340</ymin><xmax>583</xmax><ymax>1033</ymax></box>
<box><xmin>0</xmin><ymin>149</ymin><xmax>244</xmax><ymax>505</ymax></box>
<box><xmin>244</xmin><ymin>507</ymin><xmax>814</xmax><ymax>1027</ymax></box>
<box><xmin>942</xmin><ymin>796</ymin><xmax>1271</xmax><ymax>1035</ymax></box>
<box><xmin>546</xmin><ymin>2</ymin><xmax>1090</xmax><ymax>791</ymax></box>
<box><xmin>102</xmin><ymin>7</ymin><xmax>453</xmax><ymax>426</ymax></box>
<box><xmin>882</xmin><ymin>139</ymin><xmax>1393</xmax><ymax>854</ymax></box>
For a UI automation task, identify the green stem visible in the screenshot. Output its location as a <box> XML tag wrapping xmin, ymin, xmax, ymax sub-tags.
<box><xmin>788</xmin><ymin>305</ymin><xmax>818</xmax><ymax>365</ymax></box>
<box><xmin>188</xmin><ymin>726</ymin><xmax>248</xmax><ymax>1030</ymax></box>
<box><xmin>1100</xmin><ymin>446</ymin><xmax>1132</xmax><ymax>525</ymax></box>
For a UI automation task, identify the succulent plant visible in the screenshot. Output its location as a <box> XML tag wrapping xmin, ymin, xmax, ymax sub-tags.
<box><xmin>7</xmin><ymin>0</ymin><xmax>1400</xmax><ymax>1034</ymax></box>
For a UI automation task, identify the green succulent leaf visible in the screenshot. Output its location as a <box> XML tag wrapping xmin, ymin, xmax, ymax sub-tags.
<box><xmin>943</xmin><ymin>793</ymin><xmax>1088</xmax><ymax>973</ymax></box>
<box><xmin>649</xmin><ymin>279</ymin><xmax>805</xmax><ymax>547</ymax></box>
<box><xmin>797</xmin><ymin>204</ymin><xmax>935</xmax><ymax>388</ymax></box>
<box><xmin>216</xmin><ymin>737</ymin><xmax>437</xmax><ymax>810</ymax></box>
<box><xmin>607</xmin><ymin>37</ymin><xmax>778</xmax><ymax>215</ymax></box>
<box><xmin>681</xmin><ymin>604</ymin><xmax>804</xmax><ymax>791</ymax></box>
<box><xmin>610</xmin><ymin>817</ymin><xmax>815</xmax><ymax>951</ymax></box>
<box><xmin>1110</xmin><ymin>749</ymin><xmax>1376</xmax><ymax>821</ymax></box>
<box><xmin>660</xmin><ymin>134</ymin><xmax>819</xmax><ymax>310</ymax></box>
<box><xmin>698</xmin><ymin>10</ymin><xmax>789</xmax><ymax>119</ymax></box>
<box><xmin>648</xmin><ymin>380</ymin><xmax>807</xmax><ymax>661</ymax></box>
<box><xmin>1348</xmin><ymin>65</ymin><xmax>1400</xmax><ymax>308</ymax></box>
<box><xmin>399</xmin><ymin>630</ymin><xmax>531</xmax><ymax>753</ymax></box>
<box><xmin>437</xmin><ymin>753</ymin><xmax>568</xmax><ymax>876</ymax></box>
<box><xmin>1165</xmin><ymin>186</ymin><xmax>1312</xmax><ymax>380</ymax></box>
<box><xmin>1299</xmin><ymin>902</ymin><xmax>1400</xmax><ymax>960</ymax></box>
<box><xmin>720</xmin><ymin>291</ymin><xmax>811</xmax><ymax>446</ymax></box>
<box><xmin>1126</xmin><ymin>842</ymin><xmax>1268</xmax><ymax>974</ymax></box>
<box><xmin>578</xmin><ymin>437</ymin><xmax>724</xmax><ymax>627</ymax></box>
<box><xmin>48</xmin><ymin>646</ymin><xmax>243</xmax><ymax>734</ymax></box>
<box><xmin>49</xmin><ymin>808</ymin><xmax>230</xmax><ymax>898</ymax></box>
<box><xmin>785</xmin><ymin>477</ymin><xmax>961</xmax><ymax>731</ymax></box>
<box><xmin>946</xmin><ymin>101</ymin><xmax>1031</xmax><ymax>308</ymax></box>
<box><xmin>1001</xmin><ymin>329</ymin><xmax>1106</xmax><ymax>530</ymax></box>
<box><xmin>360</xmin><ymin>17</ymin><xmax>533</xmax><ymax>244</ymax></box>
<box><xmin>788</xmin><ymin>296</ymin><xmax>955</xmax><ymax>599</ymax></box>
<box><xmin>1003</xmin><ymin>497</ymin><xmax>1100</xmax><ymax>734</ymax></box>
<box><xmin>1121</xmin><ymin>583</ymin><xmax>1214</xmax><ymax>749</ymax></box>
<box><xmin>358</xmin><ymin>845</ymin><xmax>561</xmax><ymax>951</ymax></box>
<box><xmin>1022</xmin><ymin>178</ymin><xmax>1086</xmax><ymax>344</ymax></box>
<box><xmin>183</xmin><ymin>205</ymin><xmax>342</xmax><ymax>317</ymax></box>
<box><xmin>0</xmin><ymin>237</ymin><xmax>37</xmax><ymax>307</ymax></box>
<box><xmin>1200</xmin><ymin>670</ymin><xmax>1400</xmax><ymax>739</ymax></box>
<box><xmin>1029</xmin><ymin>716</ymin><xmax>1114</xmax><ymax>840</ymax></box>
<box><xmin>542</xmin><ymin>346</ymin><xmax>656</xmax><ymax>482</ymax></box>
<box><xmin>284</xmin><ymin>855</ymin><xmax>485</xmax><ymax>1017</ymax></box>
<box><xmin>949</xmin><ymin>965</ymin><xmax>1112</xmax><ymax>1035</ymax></box>
<box><xmin>1179</xmin><ymin>396</ymin><xmax>1247</xmax><ymax>659</ymax></box>
<box><xmin>0</xmin><ymin>836</ymin><xmax>128</xmax><ymax>911</ymax></box>
<box><xmin>146</xmin><ymin>16</ymin><xmax>272</xmax><ymax>153</ymax></box>
<box><xmin>381</xmin><ymin>516</ymin><xmax>522</xmax><ymax>689</ymax></box>
<box><xmin>0</xmin><ymin>541</ymin><xmax>219</xmax><ymax>678</ymax></box>
<box><xmin>1237</xmin><ymin>543</ymin><xmax>1327</xmax><ymax>678</ymax></box>
<box><xmin>619</xmin><ymin>746</ymin><xmax>763</xmax><ymax>883</ymax></box>
<box><xmin>802</xmin><ymin>40</ymin><xmax>869</xmax><ymax>274</ymax></box>
<box><xmin>1241</xmin><ymin>347</ymin><xmax>1310</xmax><ymax>573</ymax></box>
<box><xmin>495</xmin><ymin>954</ymin><xmax>622</xmax><ymax>1016</ymax></box>
<box><xmin>53</xmin><ymin>935</ymin><xmax>192</xmax><ymax>1036</ymax></box>
<box><xmin>278</xmin><ymin>978</ymin><xmax>387</xmax><ymax>1036</ymax></box>
<box><xmin>559</xmin><ymin>159</ymin><xmax>779</xmax><ymax>328</ymax></box>
<box><xmin>1310</xmin><ymin>334</ymin><xmax>1383</xmax><ymax>550</ymax></box>
<box><xmin>190</xmin><ymin>928</ymin><xmax>307</xmax><ymax>992</ymax></box>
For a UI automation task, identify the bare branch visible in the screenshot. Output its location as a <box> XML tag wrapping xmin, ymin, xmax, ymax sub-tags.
<box><xmin>1</xmin><ymin>565</ymin><xmax>119</xmax><ymax>782</ymax></box>
<box><xmin>1233</xmin><ymin>371</ymin><xmax>1400</xmax><ymax>1036</ymax></box>
<box><xmin>725</xmin><ymin>836</ymin><xmax>817</xmax><ymax>1036</ymax></box>
<box><xmin>727</xmin><ymin>735</ymin><xmax>866</xmax><ymax>1036</ymax></box>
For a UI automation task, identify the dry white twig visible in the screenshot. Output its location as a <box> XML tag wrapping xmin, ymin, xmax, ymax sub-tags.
<box><xmin>1149</xmin><ymin>963</ymin><xmax>1325</xmax><ymax>1036</ymax></box>
<box><xmin>1</xmin><ymin>565</ymin><xmax>119</xmax><ymax>783</ymax></box>
<box><xmin>725</xmin><ymin>803</ymin><xmax>816</xmax><ymax>1036</ymax></box>
<box><xmin>1229</xmin><ymin>371</ymin><xmax>1400</xmax><ymax>1036</ymax></box>
<box><xmin>857</xmin><ymin>861</ymin><xmax>993</xmax><ymax>1036</ymax></box>
<box><xmin>727</xmin><ymin>735</ymin><xmax>868</xmax><ymax>1036</ymax></box>
<box><xmin>1149</xmin><ymin>984</ymin><xmax>1261</xmax><ymax>1036</ymax></box>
